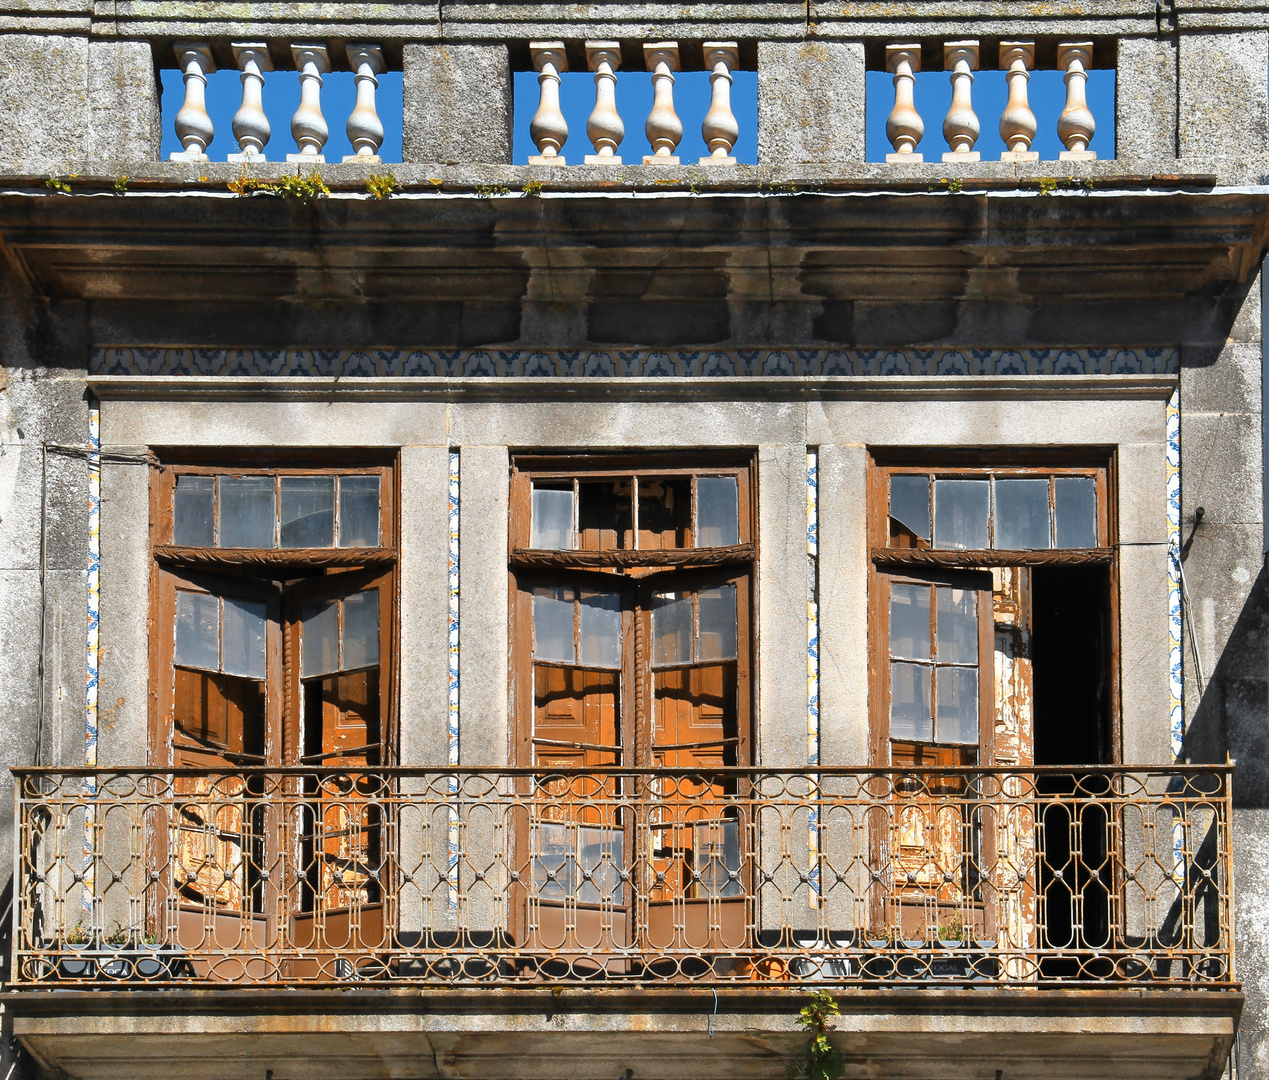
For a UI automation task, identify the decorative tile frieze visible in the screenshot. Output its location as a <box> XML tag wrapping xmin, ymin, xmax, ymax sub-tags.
<box><xmin>90</xmin><ymin>347</ymin><xmax>1181</xmax><ymax>378</ymax></box>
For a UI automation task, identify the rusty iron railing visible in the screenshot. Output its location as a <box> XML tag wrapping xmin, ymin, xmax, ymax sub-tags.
<box><xmin>10</xmin><ymin>766</ymin><xmax>1234</xmax><ymax>989</ymax></box>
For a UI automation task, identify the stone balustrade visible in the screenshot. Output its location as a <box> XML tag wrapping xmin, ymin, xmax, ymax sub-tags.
<box><xmin>169</xmin><ymin>41</ymin><xmax>389</xmax><ymax>163</ymax></box>
<box><xmin>882</xmin><ymin>39</ymin><xmax>1103</xmax><ymax>162</ymax></box>
<box><xmin>527</xmin><ymin>39</ymin><xmax>744</xmax><ymax>166</ymax></box>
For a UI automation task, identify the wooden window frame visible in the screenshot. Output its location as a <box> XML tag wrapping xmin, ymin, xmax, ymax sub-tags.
<box><xmin>867</xmin><ymin>449</ymin><xmax>1120</xmax><ymax>766</ymax></box>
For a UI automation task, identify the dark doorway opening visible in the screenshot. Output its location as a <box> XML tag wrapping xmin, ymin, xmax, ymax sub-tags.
<box><xmin>1030</xmin><ymin>565</ymin><xmax>1114</xmax><ymax>977</ymax></box>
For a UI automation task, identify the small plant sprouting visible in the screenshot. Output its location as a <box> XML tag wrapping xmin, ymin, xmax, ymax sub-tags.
<box><xmin>65</xmin><ymin>922</ymin><xmax>91</xmax><ymax>945</ymax></box>
<box><xmin>521</xmin><ymin>179</ymin><xmax>544</xmax><ymax>198</ymax></box>
<box><xmin>112</xmin><ymin>174</ymin><xmax>128</xmax><ymax>196</ymax></box>
<box><xmin>475</xmin><ymin>184</ymin><xmax>512</xmax><ymax>199</ymax></box>
<box><xmin>937</xmin><ymin>911</ymin><xmax>967</xmax><ymax>942</ymax></box>
<box><xmin>227</xmin><ymin>166</ymin><xmax>265</xmax><ymax>196</ymax></box>
<box><xmin>945</xmin><ymin>177</ymin><xmax>964</xmax><ymax>194</ymax></box>
<box><xmin>274</xmin><ymin>172</ymin><xmax>330</xmax><ymax>203</ymax></box>
<box><xmin>1037</xmin><ymin>177</ymin><xmax>1058</xmax><ymax>196</ymax></box>
<box><xmin>786</xmin><ymin>991</ymin><xmax>844</xmax><ymax>1080</ymax></box>
<box><xmin>104</xmin><ymin>921</ymin><xmax>131</xmax><ymax>947</ymax></box>
<box><xmin>366</xmin><ymin>172</ymin><xmax>399</xmax><ymax>199</ymax></box>
<box><xmin>44</xmin><ymin>176</ymin><xmax>72</xmax><ymax>195</ymax></box>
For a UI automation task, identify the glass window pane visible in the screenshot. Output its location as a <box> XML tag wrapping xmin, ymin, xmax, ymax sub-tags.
<box><xmin>280</xmin><ymin>476</ymin><xmax>335</xmax><ymax>548</ymax></box>
<box><xmin>889</xmin><ymin>662</ymin><xmax>932</xmax><ymax>742</ymax></box>
<box><xmin>531</xmin><ymin>486</ymin><xmax>574</xmax><ymax>549</ymax></box>
<box><xmin>533</xmin><ymin>821</ymin><xmax>572</xmax><ymax>900</ymax></box>
<box><xmin>339</xmin><ymin>475</ymin><xmax>381</xmax><ymax>548</ymax></box>
<box><xmin>342</xmin><ymin>590</ymin><xmax>380</xmax><ymax>670</ymax></box>
<box><xmin>219</xmin><ymin>476</ymin><xmax>276</xmax><ymax>548</ymax></box>
<box><xmin>652</xmin><ymin>592</ymin><xmax>692</xmax><ymax>666</ymax></box>
<box><xmin>221</xmin><ymin>598</ymin><xmax>267</xmax><ymax>679</ymax></box>
<box><xmin>936</xmin><ymin>667</ymin><xmax>979</xmax><ymax>744</ymax></box>
<box><xmin>173</xmin><ymin>475</ymin><xmax>215</xmax><ymax>547</ymax></box>
<box><xmin>696</xmin><ymin>477</ymin><xmax>739</xmax><ymax>547</ymax></box>
<box><xmin>175</xmin><ymin>592</ymin><xmax>220</xmax><ymax>671</ymax></box>
<box><xmin>302</xmin><ymin>600</ymin><xmax>339</xmax><ymax>678</ymax></box>
<box><xmin>933</xmin><ymin>479</ymin><xmax>990</xmax><ymax>550</ymax></box>
<box><xmin>936</xmin><ymin>587</ymin><xmax>978</xmax><ymax>665</ymax></box>
<box><xmin>1055</xmin><ymin>477</ymin><xmax>1098</xmax><ymax>548</ymax></box>
<box><xmin>694</xmin><ymin>819</ymin><xmax>741</xmax><ymax>898</ymax></box>
<box><xmin>889</xmin><ymin>475</ymin><xmax>931</xmax><ymax>543</ymax></box>
<box><xmin>578</xmin><ymin>826</ymin><xmax>624</xmax><ymax>904</ymax></box>
<box><xmin>579</xmin><ymin>592</ymin><xmax>621</xmax><ymax>668</ymax></box>
<box><xmin>994</xmin><ymin>478</ymin><xmax>1051</xmax><ymax>550</ymax></box>
<box><xmin>697</xmin><ymin>584</ymin><xmax>738</xmax><ymax>662</ymax></box>
<box><xmin>889</xmin><ymin>583</ymin><xmax>931</xmax><ymax>661</ymax></box>
<box><xmin>533</xmin><ymin>586</ymin><xmax>575</xmax><ymax>663</ymax></box>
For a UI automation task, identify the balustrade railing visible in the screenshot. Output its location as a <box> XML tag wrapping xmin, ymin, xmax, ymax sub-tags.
<box><xmin>168</xmin><ymin>41</ymin><xmax>388</xmax><ymax>163</ymax></box>
<box><xmin>12</xmin><ymin>765</ymin><xmax>1232</xmax><ymax>989</ymax></box>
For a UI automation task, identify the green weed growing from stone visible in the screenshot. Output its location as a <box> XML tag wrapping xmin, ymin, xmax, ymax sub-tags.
<box><xmin>366</xmin><ymin>172</ymin><xmax>399</xmax><ymax>199</ymax></box>
<box><xmin>786</xmin><ymin>991</ymin><xmax>843</xmax><ymax>1080</ymax></box>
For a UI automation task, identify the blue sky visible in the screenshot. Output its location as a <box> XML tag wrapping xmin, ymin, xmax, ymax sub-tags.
<box><xmin>160</xmin><ymin>65</ymin><xmax>1113</xmax><ymax>164</ymax></box>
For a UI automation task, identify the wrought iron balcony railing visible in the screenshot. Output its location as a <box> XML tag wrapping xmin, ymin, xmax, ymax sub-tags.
<box><xmin>11</xmin><ymin>766</ymin><xmax>1233</xmax><ymax>990</ymax></box>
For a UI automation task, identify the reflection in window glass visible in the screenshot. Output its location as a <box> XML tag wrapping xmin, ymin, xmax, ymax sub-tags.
<box><xmin>994</xmin><ymin>478</ymin><xmax>1051</xmax><ymax>550</ymax></box>
<box><xmin>302</xmin><ymin>601</ymin><xmax>339</xmax><ymax>678</ymax></box>
<box><xmin>577</xmin><ymin>826</ymin><xmax>624</xmax><ymax>904</ymax></box>
<box><xmin>652</xmin><ymin>591</ymin><xmax>692</xmax><ymax>666</ymax></box>
<box><xmin>936</xmin><ymin>667</ymin><xmax>978</xmax><ymax>744</ymax></box>
<box><xmin>339</xmin><ymin>476</ymin><xmax>381</xmax><ymax>547</ymax></box>
<box><xmin>531</xmin><ymin>486</ymin><xmax>574</xmax><ymax>549</ymax></box>
<box><xmin>889</xmin><ymin>475</ymin><xmax>931</xmax><ymax>543</ymax></box>
<box><xmin>933</xmin><ymin>479</ymin><xmax>990</xmax><ymax>550</ymax></box>
<box><xmin>697</xmin><ymin>585</ymin><xmax>737</xmax><ymax>661</ymax></box>
<box><xmin>174</xmin><ymin>475</ymin><xmax>215</xmax><ymax>547</ymax></box>
<box><xmin>936</xmin><ymin>588</ymin><xmax>977</xmax><ymax>665</ymax></box>
<box><xmin>579</xmin><ymin>592</ymin><xmax>621</xmax><ymax>668</ymax></box>
<box><xmin>533</xmin><ymin>586</ymin><xmax>574</xmax><ymax>662</ymax></box>
<box><xmin>1055</xmin><ymin>477</ymin><xmax>1098</xmax><ymax>548</ymax></box>
<box><xmin>280</xmin><ymin>476</ymin><xmax>335</xmax><ymax>548</ymax></box>
<box><xmin>342</xmin><ymin>591</ymin><xmax>380</xmax><ymax>670</ymax></box>
<box><xmin>889</xmin><ymin>583</ymin><xmax>931</xmax><ymax>661</ymax></box>
<box><xmin>890</xmin><ymin>662</ymin><xmax>932</xmax><ymax>741</ymax></box>
<box><xmin>694</xmin><ymin>818</ymin><xmax>741</xmax><ymax>898</ymax></box>
<box><xmin>696</xmin><ymin>477</ymin><xmax>739</xmax><ymax>547</ymax></box>
<box><xmin>175</xmin><ymin>592</ymin><xmax>220</xmax><ymax>671</ymax></box>
<box><xmin>220</xmin><ymin>476</ymin><xmax>275</xmax><ymax>548</ymax></box>
<box><xmin>221</xmin><ymin>598</ymin><xmax>267</xmax><ymax>679</ymax></box>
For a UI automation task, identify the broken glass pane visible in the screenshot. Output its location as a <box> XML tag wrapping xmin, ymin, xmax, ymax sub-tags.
<box><xmin>531</xmin><ymin>486</ymin><xmax>574</xmax><ymax>549</ymax></box>
<box><xmin>994</xmin><ymin>478</ymin><xmax>1051</xmax><ymax>550</ymax></box>
<box><xmin>889</xmin><ymin>583</ymin><xmax>931</xmax><ymax>661</ymax></box>
<box><xmin>579</xmin><ymin>592</ymin><xmax>621</xmax><ymax>668</ymax></box>
<box><xmin>339</xmin><ymin>475</ymin><xmax>381</xmax><ymax>548</ymax></box>
<box><xmin>173</xmin><ymin>475</ymin><xmax>215</xmax><ymax>547</ymax></box>
<box><xmin>652</xmin><ymin>591</ymin><xmax>692</xmax><ymax>666</ymax></box>
<box><xmin>578</xmin><ymin>481</ymin><xmax>631</xmax><ymax>551</ymax></box>
<box><xmin>1055</xmin><ymin>477</ymin><xmax>1098</xmax><ymax>548</ymax></box>
<box><xmin>889</xmin><ymin>475</ymin><xmax>931</xmax><ymax>544</ymax></box>
<box><xmin>221</xmin><ymin>598</ymin><xmax>267</xmax><ymax>680</ymax></box>
<box><xmin>219</xmin><ymin>476</ymin><xmax>275</xmax><ymax>548</ymax></box>
<box><xmin>280</xmin><ymin>476</ymin><xmax>335</xmax><ymax>548</ymax></box>
<box><xmin>936</xmin><ymin>667</ymin><xmax>978</xmax><ymax>744</ymax></box>
<box><xmin>890</xmin><ymin>662</ymin><xmax>932</xmax><ymax>741</ymax></box>
<box><xmin>936</xmin><ymin>587</ymin><xmax>977</xmax><ymax>665</ymax></box>
<box><xmin>638</xmin><ymin>477</ymin><xmax>691</xmax><ymax>549</ymax></box>
<box><xmin>342</xmin><ymin>590</ymin><xmax>380</xmax><ymax>670</ymax></box>
<box><xmin>533</xmin><ymin>586</ymin><xmax>574</xmax><ymax>663</ymax></box>
<box><xmin>175</xmin><ymin>592</ymin><xmax>220</xmax><ymax>671</ymax></box>
<box><xmin>696</xmin><ymin>477</ymin><xmax>739</xmax><ymax>547</ymax></box>
<box><xmin>697</xmin><ymin>585</ymin><xmax>738</xmax><ymax>661</ymax></box>
<box><xmin>933</xmin><ymin>479</ymin><xmax>989</xmax><ymax>550</ymax></box>
<box><xmin>301</xmin><ymin>600</ymin><xmax>339</xmax><ymax>678</ymax></box>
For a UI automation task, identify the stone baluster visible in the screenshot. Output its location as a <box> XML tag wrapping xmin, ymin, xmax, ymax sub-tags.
<box><xmin>643</xmin><ymin>42</ymin><xmax>682</xmax><ymax>164</ymax></box>
<box><xmin>288</xmin><ymin>45</ymin><xmax>330</xmax><ymax>162</ymax></box>
<box><xmin>999</xmin><ymin>42</ymin><xmax>1038</xmax><ymax>161</ymax></box>
<box><xmin>942</xmin><ymin>41</ymin><xmax>980</xmax><ymax>162</ymax></box>
<box><xmin>700</xmin><ymin>42</ymin><xmax>740</xmax><ymax>164</ymax></box>
<box><xmin>344</xmin><ymin>45</ymin><xmax>385</xmax><ymax>162</ymax></box>
<box><xmin>169</xmin><ymin>43</ymin><xmax>215</xmax><ymax>161</ymax></box>
<box><xmin>228</xmin><ymin>43</ymin><xmax>272</xmax><ymax>162</ymax></box>
<box><xmin>1057</xmin><ymin>42</ymin><xmax>1097</xmax><ymax>160</ymax></box>
<box><xmin>529</xmin><ymin>41</ymin><xmax>569</xmax><ymax>165</ymax></box>
<box><xmin>885</xmin><ymin>44</ymin><xmax>923</xmax><ymax>162</ymax></box>
<box><xmin>584</xmin><ymin>41</ymin><xmax>624</xmax><ymax>165</ymax></box>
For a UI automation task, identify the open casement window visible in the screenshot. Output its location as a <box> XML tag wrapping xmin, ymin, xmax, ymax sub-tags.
<box><xmin>510</xmin><ymin>456</ymin><xmax>755</xmax><ymax>965</ymax></box>
<box><xmin>869</xmin><ymin>453</ymin><xmax>1116</xmax><ymax>964</ymax></box>
<box><xmin>151</xmin><ymin>460</ymin><xmax>396</xmax><ymax>974</ymax></box>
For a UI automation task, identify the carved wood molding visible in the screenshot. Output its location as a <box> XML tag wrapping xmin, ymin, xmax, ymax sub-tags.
<box><xmin>871</xmin><ymin>546</ymin><xmax>1114</xmax><ymax>568</ymax></box>
<box><xmin>510</xmin><ymin>543</ymin><xmax>755</xmax><ymax>570</ymax></box>
<box><xmin>155</xmin><ymin>545</ymin><xmax>397</xmax><ymax>571</ymax></box>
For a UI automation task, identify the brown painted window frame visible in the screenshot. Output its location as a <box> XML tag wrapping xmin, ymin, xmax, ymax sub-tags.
<box><xmin>866</xmin><ymin>449</ymin><xmax>1120</xmax><ymax>767</ymax></box>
